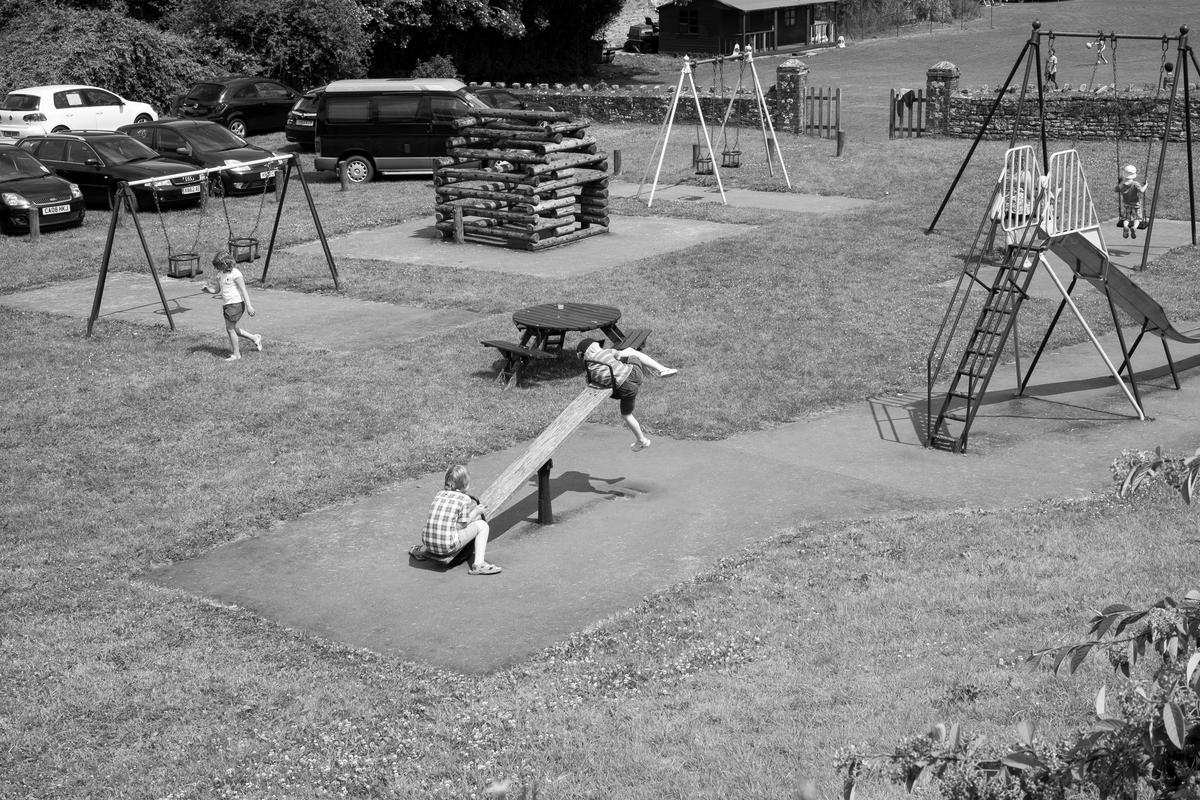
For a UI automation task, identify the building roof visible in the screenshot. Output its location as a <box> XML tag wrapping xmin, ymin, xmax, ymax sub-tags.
<box><xmin>714</xmin><ymin>0</ymin><xmax>828</xmax><ymax>10</ymax></box>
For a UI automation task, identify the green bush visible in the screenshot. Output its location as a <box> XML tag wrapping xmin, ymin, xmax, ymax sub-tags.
<box><xmin>165</xmin><ymin>0</ymin><xmax>370</xmax><ymax>90</ymax></box>
<box><xmin>0</xmin><ymin>2</ymin><xmax>251</xmax><ymax>111</ymax></box>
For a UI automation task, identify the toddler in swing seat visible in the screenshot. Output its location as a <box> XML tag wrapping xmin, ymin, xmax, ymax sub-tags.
<box><xmin>1115</xmin><ymin>164</ymin><xmax>1147</xmax><ymax>240</ymax></box>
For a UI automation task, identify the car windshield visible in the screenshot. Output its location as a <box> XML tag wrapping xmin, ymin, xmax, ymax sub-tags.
<box><xmin>460</xmin><ymin>92</ymin><xmax>493</xmax><ymax>110</ymax></box>
<box><xmin>89</xmin><ymin>136</ymin><xmax>158</xmax><ymax>164</ymax></box>
<box><xmin>185</xmin><ymin>83</ymin><xmax>224</xmax><ymax>102</ymax></box>
<box><xmin>184</xmin><ymin>124</ymin><xmax>247</xmax><ymax>150</ymax></box>
<box><xmin>1</xmin><ymin>93</ymin><xmax>40</xmax><ymax>112</ymax></box>
<box><xmin>294</xmin><ymin>95</ymin><xmax>319</xmax><ymax>113</ymax></box>
<box><xmin>0</xmin><ymin>149</ymin><xmax>51</xmax><ymax>180</ymax></box>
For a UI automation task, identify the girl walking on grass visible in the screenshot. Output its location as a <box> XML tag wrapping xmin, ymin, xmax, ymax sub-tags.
<box><xmin>204</xmin><ymin>252</ymin><xmax>262</xmax><ymax>361</ymax></box>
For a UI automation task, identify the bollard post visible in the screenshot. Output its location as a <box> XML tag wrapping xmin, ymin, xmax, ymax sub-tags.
<box><xmin>338</xmin><ymin>161</ymin><xmax>350</xmax><ymax>191</ymax></box>
<box><xmin>452</xmin><ymin>205</ymin><xmax>465</xmax><ymax>243</ymax></box>
<box><xmin>612</xmin><ymin>148</ymin><xmax>622</xmax><ymax>176</ymax></box>
<box><xmin>537</xmin><ymin>459</ymin><xmax>554</xmax><ymax>524</ymax></box>
<box><xmin>27</xmin><ymin>208</ymin><xmax>39</xmax><ymax>242</ymax></box>
<box><xmin>836</xmin><ymin>129</ymin><xmax>846</xmax><ymax>157</ymax></box>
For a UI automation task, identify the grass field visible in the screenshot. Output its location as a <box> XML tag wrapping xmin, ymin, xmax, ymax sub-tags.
<box><xmin>5</xmin><ymin>5</ymin><xmax>1200</xmax><ymax>796</ymax></box>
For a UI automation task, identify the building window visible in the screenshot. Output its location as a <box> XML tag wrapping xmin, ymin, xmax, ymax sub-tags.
<box><xmin>782</xmin><ymin>9</ymin><xmax>798</xmax><ymax>27</ymax></box>
<box><xmin>679</xmin><ymin>8</ymin><xmax>699</xmax><ymax>35</ymax></box>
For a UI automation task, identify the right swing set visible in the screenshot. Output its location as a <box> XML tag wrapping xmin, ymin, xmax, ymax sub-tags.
<box><xmin>928</xmin><ymin>21</ymin><xmax>1199</xmax><ymax>273</ymax></box>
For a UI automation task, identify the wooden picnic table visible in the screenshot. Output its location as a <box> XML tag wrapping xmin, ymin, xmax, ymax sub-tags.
<box><xmin>512</xmin><ymin>302</ymin><xmax>627</xmax><ymax>353</ymax></box>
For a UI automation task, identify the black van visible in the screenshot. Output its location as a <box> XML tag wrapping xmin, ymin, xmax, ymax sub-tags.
<box><xmin>313</xmin><ymin>79</ymin><xmax>489</xmax><ymax>183</ymax></box>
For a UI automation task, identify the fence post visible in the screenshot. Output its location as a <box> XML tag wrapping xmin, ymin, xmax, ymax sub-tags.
<box><xmin>613</xmin><ymin>148</ymin><xmax>622</xmax><ymax>176</ymax></box>
<box><xmin>888</xmin><ymin>89</ymin><xmax>896</xmax><ymax>139</ymax></box>
<box><xmin>338</xmin><ymin>161</ymin><xmax>350</xmax><ymax>191</ymax></box>
<box><xmin>836</xmin><ymin>129</ymin><xmax>845</xmax><ymax>156</ymax></box>
<box><xmin>27</xmin><ymin>208</ymin><xmax>40</xmax><ymax>242</ymax></box>
<box><xmin>452</xmin><ymin>205</ymin><xmax>464</xmax><ymax>244</ymax></box>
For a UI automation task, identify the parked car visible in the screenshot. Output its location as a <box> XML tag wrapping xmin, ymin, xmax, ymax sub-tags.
<box><xmin>0</xmin><ymin>142</ymin><xmax>86</xmax><ymax>234</ymax></box>
<box><xmin>314</xmin><ymin>78</ymin><xmax>490</xmax><ymax>183</ymax></box>
<box><xmin>623</xmin><ymin>20</ymin><xmax>660</xmax><ymax>53</ymax></box>
<box><xmin>170</xmin><ymin>76</ymin><xmax>300</xmax><ymax>137</ymax></box>
<box><xmin>18</xmin><ymin>131</ymin><xmax>205</xmax><ymax>211</ymax></box>
<box><xmin>119</xmin><ymin>119</ymin><xmax>281</xmax><ymax>195</ymax></box>
<box><xmin>473</xmin><ymin>87</ymin><xmax>556</xmax><ymax>113</ymax></box>
<box><xmin>0</xmin><ymin>85</ymin><xmax>156</xmax><ymax>140</ymax></box>
<box><xmin>285</xmin><ymin>86</ymin><xmax>324</xmax><ymax>148</ymax></box>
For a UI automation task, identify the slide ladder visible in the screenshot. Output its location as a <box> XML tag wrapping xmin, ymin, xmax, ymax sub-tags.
<box><xmin>928</xmin><ymin>239</ymin><xmax>1043</xmax><ymax>452</ymax></box>
<box><xmin>477</xmin><ymin>386</ymin><xmax>609</xmax><ymax>516</ymax></box>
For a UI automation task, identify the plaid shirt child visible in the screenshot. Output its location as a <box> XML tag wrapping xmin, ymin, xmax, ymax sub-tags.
<box><xmin>422</xmin><ymin>489</ymin><xmax>475</xmax><ymax>555</ymax></box>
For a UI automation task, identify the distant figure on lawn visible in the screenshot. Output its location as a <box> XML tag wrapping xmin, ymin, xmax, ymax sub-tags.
<box><xmin>203</xmin><ymin>252</ymin><xmax>262</xmax><ymax>362</ymax></box>
<box><xmin>576</xmin><ymin>338</ymin><xmax>677</xmax><ymax>452</ymax></box>
<box><xmin>409</xmin><ymin>464</ymin><xmax>500</xmax><ymax>575</ymax></box>
<box><xmin>1045</xmin><ymin>50</ymin><xmax>1058</xmax><ymax>90</ymax></box>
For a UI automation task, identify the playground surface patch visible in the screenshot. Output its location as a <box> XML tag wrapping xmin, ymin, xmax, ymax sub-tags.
<box><xmin>283</xmin><ymin>215</ymin><xmax>758</xmax><ymax>278</ymax></box>
<box><xmin>607</xmin><ymin>180</ymin><xmax>875</xmax><ymax>213</ymax></box>
<box><xmin>0</xmin><ymin>272</ymin><xmax>485</xmax><ymax>352</ymax></box>
<box><xmin>146</xmin><ymin>319</ymin><xmax>1200</xmax><ymax>673</ymax></box>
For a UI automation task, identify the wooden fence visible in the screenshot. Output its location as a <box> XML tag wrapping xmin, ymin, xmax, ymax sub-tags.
<box><xmin>889</xmin><ymin>88</ymin><xmax>928</xmax><ymax>139</ymax></box>
<box><xmin>802</xmin><ymin>86</ymin><xmax>841</xmax><ymax>138</ymax></box>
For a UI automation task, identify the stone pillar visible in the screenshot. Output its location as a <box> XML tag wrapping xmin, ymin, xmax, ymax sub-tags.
<box><xmin>775</xmin><ymin>59</ymin><xmax>810</xmax><ymax>135</ymax></box>
<box><xmin>926</xmin><ymin>60</ymin><xmax>960</xmax><ymax>135</ymax></box>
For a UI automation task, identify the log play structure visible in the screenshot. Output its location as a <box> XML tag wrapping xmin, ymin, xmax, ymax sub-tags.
<box><xmin>926</xmin><ymin>144</ymin><xmax>1199</xmax><ymax>453</ymax></box>
<box><xmin>433</xmin><ymin>107</ymin><xmax>610</xmax><ymax>250</ymax></box>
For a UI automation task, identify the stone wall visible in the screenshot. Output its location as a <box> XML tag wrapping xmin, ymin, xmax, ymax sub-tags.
<box><xmin>926</xmin><ymin>60</ymin><xmax>1197</xmax><ymax>142</ymax></box>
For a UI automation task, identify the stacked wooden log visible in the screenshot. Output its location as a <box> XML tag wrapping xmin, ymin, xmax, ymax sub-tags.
<box><xmin>434</xmin><ymin>108</ymin><xmax>610</xmax><ymax>251</ymax></box>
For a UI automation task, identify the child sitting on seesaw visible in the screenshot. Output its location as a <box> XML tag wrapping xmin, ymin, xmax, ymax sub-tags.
<box><xmin>576</xmin><ymin>338</ymin><xmax>677</xmax><ymax>452</ymax></box>
<box><xmin>409</xmin><ymin>464</ymin><xmax>500</xmax><ymax>575</ymax></box>
<box><xmin>1115</xmin><ymin>164</ymin><xmax>1148</xmax><ymax>240</ymax></box>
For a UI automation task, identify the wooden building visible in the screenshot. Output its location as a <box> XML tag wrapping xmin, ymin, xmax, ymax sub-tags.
<box><xmin>657</xmin><ymin>0</ymin><xmax>838</xmax><ymax>55</ymax></box>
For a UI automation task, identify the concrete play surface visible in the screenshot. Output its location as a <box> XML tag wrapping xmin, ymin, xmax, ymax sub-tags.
<box><xmin>0</xmin><ymin>272</ymin><xmax>485</xmax><ymax>352</ymax></box>
<box><xmin>607</xmin><ymin>180</ymin><xmax>876</xmax><ymax>213</ymax></box>
<box><xmin>284</xmin><ymin>215</ymin><xmax>759</xmax><ymax>278</ymax></box>
<box><xmin>145</xmin><ymin>311</ymin><xmax>1200</xmax><ymax>673</ymax></box>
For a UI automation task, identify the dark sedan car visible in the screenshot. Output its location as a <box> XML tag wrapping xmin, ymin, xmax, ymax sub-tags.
<box><xmin>473</xmin><ymin>87</ymin><xmax>556</xmax><ymax>112</ymax></box>
<box><xmin>18</xmin><ymin>131</ymin><xmax>204</xmax><ymax>211</ymax></box>
<box><xmin>284</xmin><ymin>86</ymin><xmax>323</xmax><ymax>148</ymax></box>
<box><xmin>170</xmin><ymin>76</ymin><xmax>300</xmax><ymax>137</ymax></box>
<box><xmin>0</xmin><ymin>142</ymin><xmax>85</xmax><ymax>234</ymax></box>
<box><xmin>119</xmin><ymin>119</ymin><xmax>281</xmax><ymax>195</ymax></box>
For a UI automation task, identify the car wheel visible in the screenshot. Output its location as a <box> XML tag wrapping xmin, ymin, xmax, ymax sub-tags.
<box><xmin>134</xmin><ymin>114</ymin><xmax>152</xmax><ymax>124</ymax></box>
<box><xmin>342</xmin><ymin>155</ymin><xmax>375</xmax><ymax>183</ymax></box>
<box><xmin>227</xmin><ymin>117</ymin><xmax>248</xmax><ymax>137</ymax></box>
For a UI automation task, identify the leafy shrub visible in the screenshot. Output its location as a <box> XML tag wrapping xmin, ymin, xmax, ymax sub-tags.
<box><xmin>411</xmin><ymin>54</ymin><xmax>459</xmax><ymax>79</ymax></box>
<box><xmin>839</xmin><ymin>591</ymin><xmax>1200</xmax><ymax>800</ymax></box>
<box><xmin>0</xmin><ymin>2</ymin><xmax>251</xmax><ymax>111</ymax></box>
<box><xmin>1111</xmin><ymin>446</ymin><xmax>1200</xmax><ymax>504</ymax></box>
<box><xmin>165</xmin><ymin>0</ymin><xmax>370</xmax><ymax>90</ymax></box>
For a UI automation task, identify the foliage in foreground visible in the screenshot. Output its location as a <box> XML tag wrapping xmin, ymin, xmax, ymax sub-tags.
<box><xmin>840</xmin><ymin>590</ymin><xmax>1200</xmax><ymax>800</ymax></box>
<box><xmin>1112</xmin><ymin>447</ymin><xmax>1200</xmax><ymax>506</ymax></box>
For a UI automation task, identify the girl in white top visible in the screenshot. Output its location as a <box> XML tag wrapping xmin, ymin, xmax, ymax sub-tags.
<box><xmin>204</xmin><ymin>252</ymin><xmax>262</xmax><ymax>361</ymax></box>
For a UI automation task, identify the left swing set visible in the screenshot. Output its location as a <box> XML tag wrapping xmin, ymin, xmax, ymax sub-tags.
<box><xmin>637</xmin><ymin>45</ymin><xmax>791</xmax><ymax>207</ymax></box>
<box><xmin>86</xmin><ymin>153</ymin><xmax>340</xmax><ymax>337</ymax></box>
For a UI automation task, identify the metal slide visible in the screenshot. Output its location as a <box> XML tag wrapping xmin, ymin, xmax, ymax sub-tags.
<box><xmin>1047</xmin><ymin>231</ymin><xmax>1200</xmax><ymax>345</ymax></box>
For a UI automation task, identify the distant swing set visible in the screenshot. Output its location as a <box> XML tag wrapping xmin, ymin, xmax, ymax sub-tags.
<box><xmin>636</xmin><ymin>45</ymin><xmax>791</xmax><ymax>207</ymax></box>
<box><xmin>86</xmin><ymin>153</ymin><xmax>340</xmax><ymax>337</ymax></box>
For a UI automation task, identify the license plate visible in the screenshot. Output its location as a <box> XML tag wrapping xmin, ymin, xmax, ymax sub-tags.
<box><xmin>182</xmin><ymin>185</ymin><xmax>202</xmax><ymax>194</ymax></box>
<box><xmin>259</xmin><ymin>170</ymin><xmax>276</xmax><ymax>179</ymax></box>
<box><xmin>42</xmin><ymin>204</ymin><xmax>70</xmax><ymax>215</ymax></box>
<box><xmin>296</xmin><ymin>119</ymin><xmax>314</xmax><ymax>126</ymax></box>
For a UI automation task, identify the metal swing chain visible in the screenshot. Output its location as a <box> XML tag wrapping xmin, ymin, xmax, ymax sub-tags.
<box><xmin>218</xmin><ymin>186</ymin><xmax>236</xmax><ymax>252</ymax></box>
<box><xmin>151</xmin><ymin>186</ymin><xmax>174</xmax><ymax>258</ymax></box>
<box><xmin>246</xmin><ymin>167</ymin><xmax>273</xmax><ymax>240</ymax></box>
<box><xmin>1144</xmin><ymin>35</ymin><xmax>1171</xmax><ymax>179</ymax></box>
<box><xmin>187</xmin><ymin>179</ymin><xmax>209</xmax><ymax>255</ymax></box>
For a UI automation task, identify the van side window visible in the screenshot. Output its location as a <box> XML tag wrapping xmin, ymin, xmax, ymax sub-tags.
<box><xmin>326</xmin><ymin>97</ymin><xmax>371</xmax><ymax>123</ymax></box>
<box><xmin>429</xmin><ymin>96</ymin><xmax>470</xmax><ymax>121</ymax></box>
<box><xmin>375</xmin><ymin>95</ymin><xmax>421</xmax><ymax>122</ymax></box>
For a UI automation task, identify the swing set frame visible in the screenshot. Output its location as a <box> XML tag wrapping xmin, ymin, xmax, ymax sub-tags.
<box><xmin>636</xmin><ymin>44</ymin><xmax>791</xmax><ymax>207</ymax></box>
<box><xmin>86</xmin><ymin>153</ymin><xmax>340</xmax><ymax>337</ymax></box>
<box><xmin>927</xmin><ymin>21</ymin><xmax>1199</xmax><ymax>272</ymax></box>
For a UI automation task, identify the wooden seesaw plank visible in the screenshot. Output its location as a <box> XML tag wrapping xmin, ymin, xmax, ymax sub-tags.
<box><xmin>478</xmin><ymin>386</ymin><xmax>609</xmax><ymax>514</ymax></box>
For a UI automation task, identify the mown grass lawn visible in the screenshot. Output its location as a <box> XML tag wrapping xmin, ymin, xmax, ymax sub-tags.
<box><xmin>3</xmin><ymin>119</ymin><xmax>1200</xmax><ymax>798</ymax></box>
